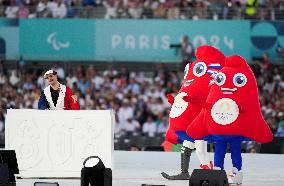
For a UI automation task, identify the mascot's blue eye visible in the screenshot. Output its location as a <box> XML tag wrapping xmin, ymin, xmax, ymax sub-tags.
<box><xmin>233</xmin><ymin>73</ymin><xmax>247</xmax><ymax>87</ymax></box>
<box><xmin>193</xmin><ymin>62</ymin><xmax>207</xmax><ymax>77</ymax></box>
<box><xmin>214</xmin><ymin>72</ymin><xmax>226</xmax><ymax>86</ymax></box>
<box><xmin>215</xmin><ymin>75</ymin><xmax>223</xmax><ymax>83</ymax></box>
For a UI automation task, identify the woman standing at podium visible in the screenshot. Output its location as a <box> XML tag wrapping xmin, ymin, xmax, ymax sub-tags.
<box><xmin>38</xmin><ymin>70</ymin><xmax>80</xmax><ymax>110</ymax></box>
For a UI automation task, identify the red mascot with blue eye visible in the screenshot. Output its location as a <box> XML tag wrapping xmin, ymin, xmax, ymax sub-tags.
<box><xmin>161</xmin><ymin>45</ymin><xmax>225</xmax><ymax>180</ymax></box>
<box><xmin>187</xmin><ymin>55</ymin><xmax>273</xmax><ymax>184</ymax></box>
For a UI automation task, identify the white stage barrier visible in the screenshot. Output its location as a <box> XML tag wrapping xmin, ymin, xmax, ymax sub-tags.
<box><xmin>5</xmin><ymin>109</ymin><xmax>114</xmax><ymax>178</ymax></box>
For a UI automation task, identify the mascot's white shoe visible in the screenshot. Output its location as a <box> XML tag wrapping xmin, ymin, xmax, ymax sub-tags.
<box><xmin>229</xmin><ymin>167</ymin><xmax>243</xmax><ymax>185</ymax></box>
<box><xmin>213</xmin><ymin>166</ymin><xmax>221</xmax><ymax>170</ymax></box>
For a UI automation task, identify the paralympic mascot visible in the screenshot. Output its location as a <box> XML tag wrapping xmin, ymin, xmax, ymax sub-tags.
<box><xmin>161</xmin><ymin>45</ymin><xmax>225</xmax><ymax>180</ymax></box>
<box><xmin>187</xmin><ymin>55</ymin><xmax>273</xmax><ymax>184</ymax></box>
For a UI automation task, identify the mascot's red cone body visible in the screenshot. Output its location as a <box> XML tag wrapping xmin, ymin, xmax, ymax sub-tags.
<box><xmin>162</xmin><ymin>45</ymin><xmax>225</xmax><ymax>181</ymax></box>
<box><xmin>165</xmin><ymin>45</ymin><xmax>226</xmax><ymax>144</ymax></box>
<box><xmin>187</xmin><ymin>55</ymin><xmax>273</xmax><ymax>143</ymax></box>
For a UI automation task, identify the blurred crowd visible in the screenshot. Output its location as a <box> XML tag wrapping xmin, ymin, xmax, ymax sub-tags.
<box><xmin>255</xmin><ymin>55</ymin><xmax>284</xmax><ymax>138</ymax></box>
<box><xmin>0</xmin><ymin>58</ymin><xmax>284</xmax><ymax>151</ymax></box>
<box><xmin>0</xmin><ymin>0</ymin><xmax>283</xmax><ymax>20</ymax></box>
<box><xmin>0</xmin><ymin>62</ymin><xmax>180</xmax><ymax>140</ymax></box>
<box><xmin>102</xmin><ymin>0</ymin><xmax>284</xmax><ymax>20</ymax></box>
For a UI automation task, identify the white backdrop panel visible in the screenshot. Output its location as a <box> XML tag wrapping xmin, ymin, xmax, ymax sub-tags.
<box><xmin>5</xmin><ymin>109</ymin><xmax>114</xmax><ymax>178</ymax></box>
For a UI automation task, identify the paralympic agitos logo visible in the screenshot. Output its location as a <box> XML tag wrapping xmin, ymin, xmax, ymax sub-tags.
<box><xmin>47</xmin><ymin>32</ymin><xmax>70</xmax><ymax>51</ymax></box>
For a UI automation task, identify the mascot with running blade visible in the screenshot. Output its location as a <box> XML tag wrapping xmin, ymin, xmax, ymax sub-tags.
<box><xmin>162</xmin><ymin>45</ymin><xmax>225</xmax><ymax>180</ymax></box>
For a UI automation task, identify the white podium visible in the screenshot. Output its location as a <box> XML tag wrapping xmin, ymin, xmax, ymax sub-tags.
<box><xmin>5</xmin><ymin>109</ymin><xmax>114</xmax><ymax>178</ymax></box>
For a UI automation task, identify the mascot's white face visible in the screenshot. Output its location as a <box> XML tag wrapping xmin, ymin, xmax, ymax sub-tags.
<box><xmin>211</xmin><ymin>98</ymin><xmax>239</xmax><ymax>125</ymax></box>
<box><xmin>169</xmin><ymin>92</ymin><xmax>189</xmax><ymax>118</ymax></box>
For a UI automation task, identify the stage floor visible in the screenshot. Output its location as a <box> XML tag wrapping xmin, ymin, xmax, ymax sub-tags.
<box><xmin>16</xmin><ymin>151</ymin><xmax>284</xmax><ymax>186</ymax></box>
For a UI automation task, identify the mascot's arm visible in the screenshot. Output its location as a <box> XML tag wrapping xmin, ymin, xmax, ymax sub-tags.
<box><xmin>167</xmin><ymin>94</ymin><xmax>174</xmax><ymax>105</ymax></box>
<box><xmin>186</xmin><ymin>109</ymin><xmax>208</xmax><ymax>139</ymax></box>
<box><xmin>252</xmin><ymin>118</ymin><xmax>273</xmax><ymax>144</ymax></box>
<box><xmin>165</xmin><ymin>128</ymin><xmax>179</xmax><ymax>144</ymax></box>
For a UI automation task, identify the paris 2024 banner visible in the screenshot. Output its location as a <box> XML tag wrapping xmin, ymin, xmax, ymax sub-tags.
<box><xmin>0</xmin><ymin>19</ymin><xmax>282</xmax><ymax>63</ymax></box>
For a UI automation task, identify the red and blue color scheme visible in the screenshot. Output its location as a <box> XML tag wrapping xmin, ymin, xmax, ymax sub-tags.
<box><xmin>165</xmin><ymin>45</ymin><xmax>225</xmax><ymax>144</ymax></box>
<box><xmin>187</xmin><ymin>55</ymin><xmax>273</xmax><ymax>170</ymax></box>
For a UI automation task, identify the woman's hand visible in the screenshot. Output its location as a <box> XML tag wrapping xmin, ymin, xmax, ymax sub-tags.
<box><xmin>71</xmin><ymin>95</ymin><xmax>78</xmax><ymax>103</ymax></box>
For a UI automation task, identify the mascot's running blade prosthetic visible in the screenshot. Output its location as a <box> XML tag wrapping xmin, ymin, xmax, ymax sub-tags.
<box><xmin>187</xmin><ymin>55</ymin><xmax>273</xmax><ymax>184</ymax></box>
<box><xmin>161</xmin><ymin>45</ymin><xmax>225</xmax><ymax>180</ymax></box>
